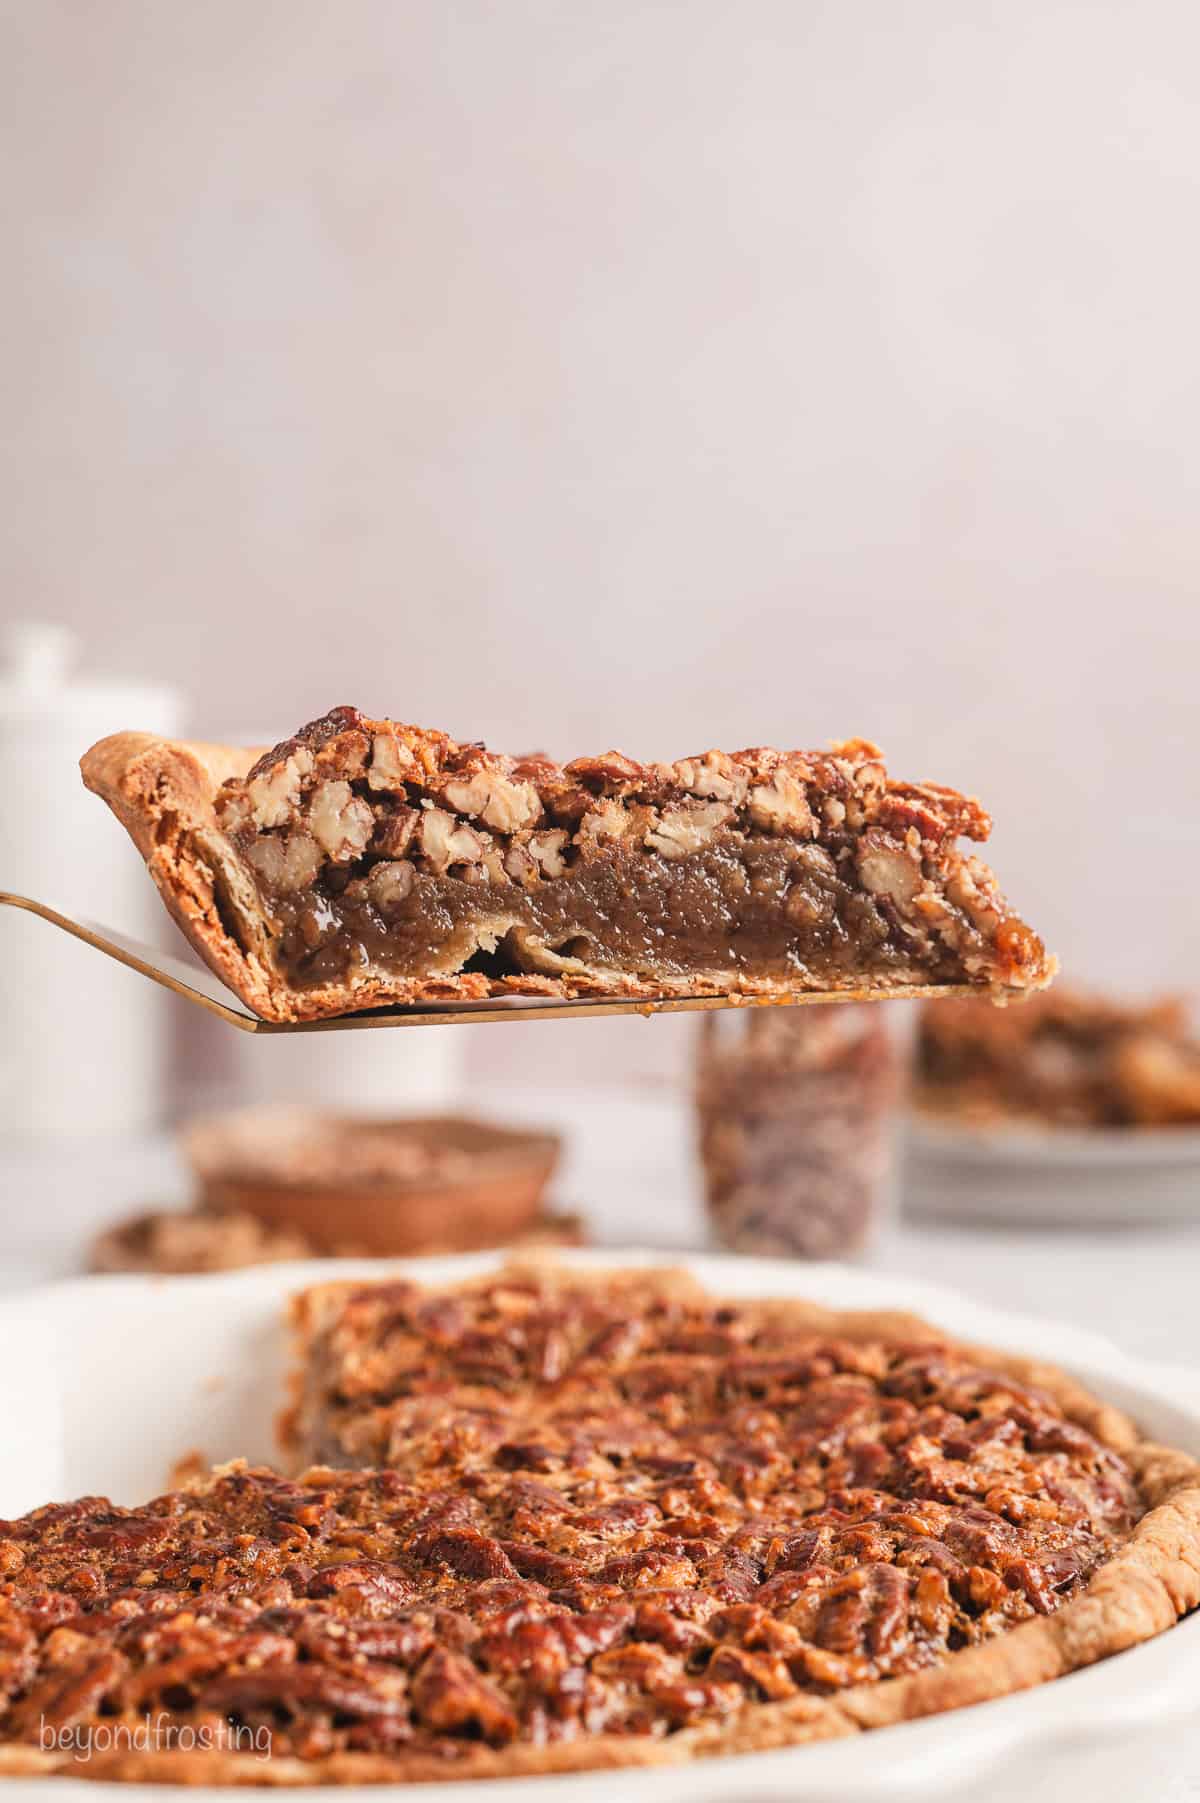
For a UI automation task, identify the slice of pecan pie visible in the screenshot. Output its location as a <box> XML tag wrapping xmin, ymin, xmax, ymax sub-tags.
<box><xmin>81</xmin><ymin>707</ymin><xmax>1055</xmax><ymax>1022</ymax></box>
<box><xmin>1</xmin><ymin>1263</ymin><xmax>1196</xmax><ymax>1784</ymax></box>
<box><xmin>917</xmin><ymin>987</ymin><xmax>1200</xmax><ymax>1128</ymax></box>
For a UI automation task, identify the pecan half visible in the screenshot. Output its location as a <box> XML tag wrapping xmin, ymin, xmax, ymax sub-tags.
<box><xmin>563</xmin><ymin>751</ymin><xmax>644</xmax><ymax>793</ymax></box>
<box><xmin>411</xmin><ymin>1649</ymin><xmax>518</xmax><ymax>1745</ymax></box>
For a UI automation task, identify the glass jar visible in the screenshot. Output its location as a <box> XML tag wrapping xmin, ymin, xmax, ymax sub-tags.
<box><xmin>695</xmin><ymin>1004</ymin><xmax>900</xmax><ymax>1258</ymax></box>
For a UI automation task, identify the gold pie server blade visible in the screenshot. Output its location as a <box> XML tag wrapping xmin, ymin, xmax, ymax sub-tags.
<box><xmin>0</xmin><ymin>890</ymin><xmax>976</xmax><ymax>1034</ymax></box>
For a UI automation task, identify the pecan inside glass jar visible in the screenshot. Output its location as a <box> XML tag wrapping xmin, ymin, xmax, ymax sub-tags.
<box><xmin>695</xmin><ymin>1005</ymin><xmax>900</xmax><ymax>1258</ymax></box>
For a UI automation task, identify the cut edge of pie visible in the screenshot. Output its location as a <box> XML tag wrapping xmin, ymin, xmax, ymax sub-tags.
<box><xmin>3</xmin><ymin>1260</ymin><xmax>1191</xmax><ymax>1785</ymax></box>
<box><xmin>80</xmin><ymin>708</ymin><xmax>1056</xmax><ymax>1023</ymax></box>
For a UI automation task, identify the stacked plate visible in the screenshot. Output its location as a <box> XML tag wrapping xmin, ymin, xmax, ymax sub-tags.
<box><xmin>905</xmin><ymin>1116</ymin><xmax>1200</xmax><ymax>1226</ymax></box>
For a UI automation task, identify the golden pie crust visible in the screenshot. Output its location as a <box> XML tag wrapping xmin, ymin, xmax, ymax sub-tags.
<box><xmin>1</xmin><ymin>1263</ymin><xmax>1196</xmax><ymax>1784</ymax></box>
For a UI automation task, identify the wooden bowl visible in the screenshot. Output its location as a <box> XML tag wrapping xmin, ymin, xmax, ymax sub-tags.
<box><xmin>181</xmin><ymin>1107</ymin><xmax>562</xmax><ymax>1257</ymax></box>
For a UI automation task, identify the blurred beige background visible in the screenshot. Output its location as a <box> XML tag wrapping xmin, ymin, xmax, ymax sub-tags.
<box><xmin>4</xmin><ymin>1</ymin><xmax>1199</xmax><ymax>1096</ymax></box>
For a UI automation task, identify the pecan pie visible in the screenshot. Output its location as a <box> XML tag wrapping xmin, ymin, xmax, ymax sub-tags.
<box><xmin>1</xmin><ymin>1264</ymin><xmax>1197</xmax><ymax>1783</ymax></box>
<box><xmin>917</xmin><ymin>988</ymin><xmax>1200</xmax><ymax>1128</ymax></box>
<box><xmin>81</xmin><ymin>708</ymin><xmax>1055</xmax><ymax>1022</ymax></box>
<box><xmin>2</xmin><ymin>1265</ymin><xmax>1196</xmax><ymax>1785</ymax></box>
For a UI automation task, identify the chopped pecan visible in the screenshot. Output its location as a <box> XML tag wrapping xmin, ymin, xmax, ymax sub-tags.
<box><xmin>442</xmin><ymin>769</ymin><xmax>541</xmax><ymax>833</ymax></box>
<box><xmin>480</xmin><ymin>845</ymin><xmax>510</xmax><ymax>884</ymax></box>
<box><xmin>673</xmin><ymin>751</ymin><xmax>749</xmax><ymax>806</ymax></box>
<box><xmin>364</xmin><ymin>860</ymin><xmax>415</xmax><ymax>912</ymax></box>
<box><xmin>882</xmin><ymin>781</ymin><xmax>991</xmax><ymax>843</ymax></box>
<box><xmin>370</xmin><ymin>801</ymin><xmax>418</xmax><ymax>859</ymax></box>
<box><xmin>245</xmin><ymin>831</ymin><xmax>322</xmax><ymax>893</ymax></box>
<box><xmin>5</xmin><ymin>1647</ymin><xmax>127</xmax><ymax>1735</ymax></box>
<box><xmin>528</xmin><ymin>829</ymin><xmax>569</xmax><ymax>877</ymax></box>
<box><xmin>307</xmin><ymin>781</ymin><xmax>374</xmax><ymax>862</ymax></box>
<box><xmin>646</xmin><ymin>1676</ymin><xmax>743</xmax><ymax>1725</ymax></box>
<box><xmin>577</xmin><ymin>798</ymin><xmax>636</xmax><ymax>848</ymax></box>
<box><xmin>707</xmin><ymin>1643</ymin><xmax>797</xmax><ymax>1698</ymax></box>
<box><xmin>503</xmin><ymin>843</ymin><xmax>537</xmax><ymax>884</ymax></box>
<box><xmin>246</xmin><ymin>748</ymin><xmax>313</xmax><ymax>829</ymax></box>
<box><xmin>367</xmin><ymin>728</ymin><xmax>416</xmax><ymax>792</ymax></box>
<box><xmin>418</xmin><ymin>807</ymin><xmax>484</xmax><ymax>873</ymax></box>
<box><xmin>538</xmin><ymin>781</ymin><xmax>592</xmax><ymax>826</ymax></box>
<box><xmin>589</xmin><ymin>1640</ymin><xmax>676</xmax><ymax>1687</ymax></box>
<box><xmin>645</xmin><ymin>800</ymin><xmax>733</xmax><ymax>859</ymax></box>
<box><xmin>844</xmin><ymin>757</ymin><xmax>887</xmax><ymax>828</ymax></box>
<box><xmin>748</xmin><ymin>768</ymin><xmax>814</xmax><ymax>836</ymax></box>
<box><xmin>312</xmin><ymin>728</ymin><xmax>370</xmax><ymax>782</ymax></box>
<box><xmin>857</xmin><ymin>829</ymin><xmax>923</xmax><ymax>906</ymax></box>
<box><xmin>496</xmin><ymin>1542</ymin><xmax>588</xmax><ymax>1585</ymax></box>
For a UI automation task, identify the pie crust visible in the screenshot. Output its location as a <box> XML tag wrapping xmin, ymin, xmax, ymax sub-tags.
<box><xmin>80</xmin><ymin>708</ymin><xmax>1055</xmax><ymax>1022</ymax></box>
<box><xmin>2</xmin><ymin>1263</ymin><xmax>1195</xmax><ymax>1784</ymax></box>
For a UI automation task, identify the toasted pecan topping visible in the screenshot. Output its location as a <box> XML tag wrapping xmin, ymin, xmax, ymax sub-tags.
<box><xmin>0</xmin><ymin>1271</ymin><xmax>1149</xmax><ymax>1767</ymax></box>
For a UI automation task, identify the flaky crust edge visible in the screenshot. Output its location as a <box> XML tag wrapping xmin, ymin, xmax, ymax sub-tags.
<box><xmin>80</xmin><ymin>730</ymin><xmax>1052</xmax><ymax>1025</ymax></box>
<box><xmin>80</xmin><ymin>732</ymin><xmax>285</xmax><ymax>1019</ymax></box>
<box><xmin>11</xmin><ymin>1263</ymin><xmax>1179</xmax><ymax>1785</ymax></box>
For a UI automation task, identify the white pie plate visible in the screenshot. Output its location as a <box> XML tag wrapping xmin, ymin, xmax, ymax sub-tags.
<box><xmin>0</xmin><ymin>1249</ymin><xmax>1197</xmax><ymax>1803</ymax></box>
<box><xmin>904</xmin><ymin>1114</ymin><xmax>1200</xmax><ymax>1226</ymax></box>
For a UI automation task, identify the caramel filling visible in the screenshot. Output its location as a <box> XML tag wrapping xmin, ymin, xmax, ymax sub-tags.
<box><xmin>237</xmin><ymin>830</ymin><xmax>968</xmax><ymax>991</ymax></box>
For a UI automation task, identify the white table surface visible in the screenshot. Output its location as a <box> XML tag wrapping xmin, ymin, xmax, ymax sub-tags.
<box><xmin>1</xmin><ymin>1081</ymin><xmax>1198</xmax><ymax>1799</ymax></box>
